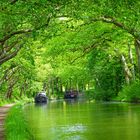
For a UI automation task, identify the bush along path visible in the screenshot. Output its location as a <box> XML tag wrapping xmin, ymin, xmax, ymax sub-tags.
<box><xmin>0</xmin><ymin>104</ymin><xmax>14</xmax><ymax>140</ymax></box>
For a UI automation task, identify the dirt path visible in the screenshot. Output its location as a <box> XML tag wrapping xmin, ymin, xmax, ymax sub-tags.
<box><xmin>0</xmin><ymin>104</ymin><xmax>14</xmax><ymax>140</ymax></box>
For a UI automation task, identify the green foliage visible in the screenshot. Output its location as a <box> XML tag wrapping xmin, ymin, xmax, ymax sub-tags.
<box><xmin>118</xmin><ymin>81</ymin><xmax>140</xmax><ymax>102</ymax></box>
<box><xmin>5</xmin><ymin>105</ymin><xmax>34</xmax><ymax>140</ymax></box>
<box><xmin>0</xmin><ymin>99</ymin><xmax>11</xmax><ymax>107</ymax></box>
<box><xmin>85</xmin><ymin>89</ymin><xmax>95</xmax><ymax>100</ymax></box>
<box><xmin>93</xmin><ymin>88</ymin><xmax>115</xmax><ymax>101</ymax></box>
<box><xmin>0</xmin><ymin>0</ymin><xmax>140</xmax><ymax>102</ymax></box>
<box><xmin>87</xmin><ymin>46</ymin><xmax>125</xmax><ymax>100</ymax></box>
<box><xmin>0</xmin><ymin>43</ymin><xmax>37</xmax><ymax>100</ymax></box>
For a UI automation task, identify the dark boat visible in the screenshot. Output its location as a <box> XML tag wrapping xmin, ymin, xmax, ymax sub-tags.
<box><xmin>35</xmin><ymin>92</ymin><xmax>47</xmax><ymax>103</ymax></box>
<box><xmin>64</xmin><ymin>90</ymin><xmax>78</xmax><ymax>99</ymax></box>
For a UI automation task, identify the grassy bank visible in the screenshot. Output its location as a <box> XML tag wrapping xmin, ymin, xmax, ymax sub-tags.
<box><xmin>0</xmin><ymin>96</ymin><xmax>34</xmax><ymax>107</ymax></box>
<box><xmin>4</xmin><ymin>103</ymin><xmax>34</xmax><ymax>140</ymax></box>
<box><xmin>118</xmin><ymin>80</ymin><xmax>140</xmax><ymax>102</ymax></box>
<box><xmin>84</xmin><ymin>80</ymin><xmax>140</xmax><ymax>103</ymax></box>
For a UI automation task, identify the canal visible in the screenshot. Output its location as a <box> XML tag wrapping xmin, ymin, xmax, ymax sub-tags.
<box><xmin>24</xmin><ymin>100</ymin><xmax>140</xmax><ymax>140</ymax></box>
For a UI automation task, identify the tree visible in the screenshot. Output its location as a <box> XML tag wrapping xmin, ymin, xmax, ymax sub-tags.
<box><xmin>1</xmin><ymin>0</ymin><xmax>140</xmax><ymax>101</ymax></box>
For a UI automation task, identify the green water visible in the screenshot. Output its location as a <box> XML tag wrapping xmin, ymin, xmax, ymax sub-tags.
<box><xmin>24</xmin><ymin>100</ymin><xmax>140</xmax><ymax>140</ymax></box>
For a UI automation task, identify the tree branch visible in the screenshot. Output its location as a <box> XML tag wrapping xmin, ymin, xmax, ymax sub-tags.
<box><xmin>10</xmin><ymin>0</ymin><xmax>18</xmax><ymax>5</ymax></box>
<box><xmin>70</xmin><ymin>32</ymin><xmax>112</xmax><ymax>64</ymax></box>
<box><xmin>70</xmin><ymin>43</ymin><xmax>97</xmax><ymax>64</ymax></box>
<box><xmin>0</xmin><ymin>30</ymin><xmax>32</xmax><ymax>45</ymax></box>
<box><xmin>90</xmin><ymin>16</ymin><xmax>137</xmax><ymax>38</ymax></box>
<box><xmin>0</xmin><ymin>65</ymin><xmax>18</xmax><ymax>86</ymax></box>
<box><xmin>0</xmin><ymin>46</ymin><xmax>22</xmax><ymax>65</ymax></box>
<box><xmin>0</xmin><ymin>41</ymin><xmax>18</xmax><ymax>57</ymax></box>
<box><xmin>0</xmin><ymin>15</ymin><xmax>51</xmax><ymax>45</ymax></box>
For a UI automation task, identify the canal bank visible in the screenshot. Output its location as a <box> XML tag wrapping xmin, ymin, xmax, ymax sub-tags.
<box><xmin>0</xmin><ymin>104</ymin><xmax>14</xmax><ymax>140</ymax></box>
<box><xmin>4</xmin><ymin>99</ymin><xmax>34</xmax><ymax>140</ymax></box>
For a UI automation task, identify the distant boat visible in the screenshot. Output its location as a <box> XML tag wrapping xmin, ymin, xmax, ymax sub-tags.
<box><xmin>64</xmin><ymin>90</ymin><xmax>78</xmax><ymax>99</ymax></box>
<box><xmin>35</xmin><ymin>92</ymin><xmax>47</xmax><ymax>103</ymax></box>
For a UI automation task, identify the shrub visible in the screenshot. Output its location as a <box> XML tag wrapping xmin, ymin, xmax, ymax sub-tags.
<box><xmin>118</xmin><ymin>81</ymin><xmax>140</xmax><ymax>102</ymax></box>
<box><xmin>93</xmin><ymin>88</ymin><xmax>115</xmax><ymax>101</ymax></box>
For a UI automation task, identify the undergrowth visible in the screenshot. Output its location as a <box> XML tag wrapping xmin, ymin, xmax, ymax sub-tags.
<box><xmin>118</xmin><ymin>80</ymin><xmax>140</xmax><ymax>102</ymax></box>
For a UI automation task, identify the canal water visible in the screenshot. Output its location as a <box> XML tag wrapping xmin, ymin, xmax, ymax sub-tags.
<box><xmin>24</xmin><ymin>100</ymin><xmax>140</xmax><ymax>140</ymax></box>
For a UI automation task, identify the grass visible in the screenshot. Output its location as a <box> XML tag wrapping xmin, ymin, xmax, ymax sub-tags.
<box><xmin>0</xmin><ymin>96</ymin><xmax>34</xmax><ymax>107</ymax></box>
<box><xmin>0</xmin><ymin>99</ymin><xmax>12</xmax><ymax>107</ymax></box>
<box><xmin>4</xmin><ymin>104</ymin><xmax>34</xmax><ymax>140</ymax></box>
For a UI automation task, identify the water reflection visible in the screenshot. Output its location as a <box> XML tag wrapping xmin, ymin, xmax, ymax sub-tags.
<box><xmin>64</xmin><ymin>99</ymin><xmax>78</xmax><ymax>104</ymax></box>
<box><xmin>24</xmin><ymin>100</ymin><xmax>140</xmax><ymax>140</ymax></box>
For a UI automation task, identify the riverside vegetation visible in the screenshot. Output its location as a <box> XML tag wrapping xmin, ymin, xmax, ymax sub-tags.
<box><xmin>4</xmin><ymin>103</ymin><xmax>34</xmax><ymax>140</ymax></box>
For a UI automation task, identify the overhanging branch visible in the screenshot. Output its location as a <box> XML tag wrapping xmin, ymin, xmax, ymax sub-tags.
<box><xmin>70</xmin><ymin>43</ymin><xmax>98</xmax><ymax>64</ymax></box>
<box><xmin>10</xmin><ymin>0</ymin><xmax>19</xmax><ymax>5</ymax></box>
<box><xmin>0</xmin><ymin>15</ymin><xmax>51</xmax><ymax>45</ymax></box>
<box><xmin>0</xmin><ymin>41</ymin><xmax>19</xmax><ymax>56</ymax></box>
<box><xmin>90</xmin><ymin>16</ymin><xmax>137</xmax><ymax>38</ymax></box>
<box><xmin>0</xmin><ymin>45</ymin><xmax>22</xmax><ymax>65</ymax></box>
<box><xmin>0</xmin><ymin>30</ymin><xmax>32</xmax><ymax>45</ymax></box>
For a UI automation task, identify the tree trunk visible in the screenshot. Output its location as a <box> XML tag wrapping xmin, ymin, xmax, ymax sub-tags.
<box><xmin>135</xmin><ymin>39</ymin><xmax>140</xmax><ymax>77</ymax></box>
<box><xmin>59</xmin><ymin>78</ymin><xmax>63</xmax><ymax>93</ymax></box>
<box><xmin>43</xmin><ymin>82</ymin><xmax>47</xmax><ymax>91</ymax></box>
<box><xmin>128</xmin><ymin>42</ymin><xmax>135</xmax><ymax>81</ymax></box>
<box><xmin>6</xmin><ymin>88</ymin><xmax>13</xmax><ymax>99</ymax></box>
<box><xmin>121</xmin><ymin>54</ymin><xmax>132</xmax><ymax>84</ymax></box>
<box><xmin>95</xmin><ymin>77</ymin><xmax>101</xmax><ymax>88</ymax></box>
<box><xmin>6</xmin><ymin>81</ymin><xmax>16</xmax><ymax>99</ymax></box>
<box><xmin>81</xmin><ymin>80</ymin><xmax>85</xmax><ymax>93</ymax></box>
<box><xmin>20</xmin><ymin>85</ymin><xmax>24</xmax><ymax>97</ymax></box>
<box><xmin>55</xmin><ymin>77</ymin><xmax>59</xmax><ymax>93</ymax></box>
<box><xmin>20</xmin><ymin>80</ymin><xmax>27</xmax><ymax>97</ymax></box>
<box><xmin>47</xmin><ymin>81</ymin><xmax>50</xmax><ymax>96</ymax></box>
<box><xmin>87</xmin><ymin>81</ymin><xmax>90</xmax><ymax>90</ymax></box>
<box><xmin>51</xmin><ymin>79</ymin><xmax>54</xmax><ymax>94</ymax></box>
<box><xmin>65</xmin><ymin>81</ymin><xmax>68</xmax><ymax>91</ymax></box>
<box><xmin>76</xmin><ymin>82</ymin><xmax>79</xmax><ymax>92</ymax></box>
<box><xmin>69</xmin><ymin>78</ymin><xmax>72</xmax><ymax>90</ymax></box>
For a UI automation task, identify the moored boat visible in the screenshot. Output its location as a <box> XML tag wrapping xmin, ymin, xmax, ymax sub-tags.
<box><xmin>35</xmin><ymin>92</ymin><xmax>47</xmax><ymax>103</ymax></box>
<box><xmin>64</xmin><ymin>90</ymin><xmax>78</xmax><ymax>99</ymax></box>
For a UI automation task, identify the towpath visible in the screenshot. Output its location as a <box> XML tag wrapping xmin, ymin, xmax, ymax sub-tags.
<box><xmin>0</xmin><ymin>104</ymin><xmax>14</xmax><ymax>140</ymax></box>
